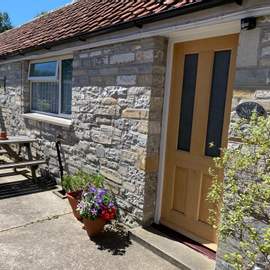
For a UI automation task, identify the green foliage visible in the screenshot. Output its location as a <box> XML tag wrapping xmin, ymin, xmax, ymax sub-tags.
<box><xmin>208</xmin><ymin>114</ymin><xmax>270</xmax><ymax>270</ymax></box>
<box><xmin>90</xmin><ymin>173</ymin><xmax>105</xmax><ymax>188</ymax></box>
<box><xmin>62</xmin><ymin>170</ymin><xmax>104</xmax><ymax>192</ymax></box>
<box><xmin>0</xmin><ymin>12</ymin><xmax>12</xmax><ymax>33</ymax></box>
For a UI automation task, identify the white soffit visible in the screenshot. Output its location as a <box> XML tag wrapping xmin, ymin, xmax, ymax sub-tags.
<box><xmin>166</xmin><ymin>20</ymin><xmax>240</xmax><ymax>42</ymax></box>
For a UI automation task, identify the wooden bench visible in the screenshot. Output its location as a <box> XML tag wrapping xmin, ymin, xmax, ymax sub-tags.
<box><xmin>0</xmin><ymin>160</ymin><xmax>47</xmax><ymax>170</ymax></box>
<box><xmin>0</xmin><ymin>136</ymin><xmax>48</xmax><ymax>180</ymax></box>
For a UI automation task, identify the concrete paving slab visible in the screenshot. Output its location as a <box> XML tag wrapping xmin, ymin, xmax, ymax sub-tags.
<box><xmin>0</xmin><ymin>171</ymin><xmax>70</xmax><ymax>231</ymax></box>
<box><xmin>0</xmin><ymin>214</ymin><xmax>178</xmax><ymax>270</ymax></box>
<box><xmin>0</xmin><ymin>170</ymin><xmax>177</xmax><ymax>270</ymax></box>
<box><xmin>0</xmin><ymin>189</ymin><xmax>71</xmax><ymax>231</ymax></box>
<box><xmin>0</xmin><ymin>169</ymin><xmax>30</xmax><ymax>184</ymax></box>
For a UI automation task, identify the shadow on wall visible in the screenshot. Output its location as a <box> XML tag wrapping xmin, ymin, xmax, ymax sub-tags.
<box><xmin>24</xmin><ymin>119</ymin><xmax>80</xmax><ymax>179</ymax></box>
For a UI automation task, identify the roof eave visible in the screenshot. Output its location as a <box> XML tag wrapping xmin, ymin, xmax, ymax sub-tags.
<box><xmin>0</xmin><ymin>0</ymin><xmax>242</xmax><ymax>60</ymax></box>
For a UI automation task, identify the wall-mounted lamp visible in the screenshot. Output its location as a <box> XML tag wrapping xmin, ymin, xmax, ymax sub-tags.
<box><xmin>241</xmin><ymin>17</ymin><xmax>257</xmax><ymax>30</ymax></box>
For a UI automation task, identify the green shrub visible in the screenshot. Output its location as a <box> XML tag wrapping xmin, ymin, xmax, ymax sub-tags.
<box><xmin>62</xmin><ymin>170</ymin><xmax>104</xmax><ymax>192</ymax></box>
<box><xmin>208</xmin><ymin>114</ymin><xmax>270</xmax><ymax>270</ymax></box>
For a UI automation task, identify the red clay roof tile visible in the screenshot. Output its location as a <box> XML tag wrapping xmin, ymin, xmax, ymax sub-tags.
<box><xmin>0</xmin><ymin>0</ymin><xmax>211</xmax><ymax>58</ymax></box>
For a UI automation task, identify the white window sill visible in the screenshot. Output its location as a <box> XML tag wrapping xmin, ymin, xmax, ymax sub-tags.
<box><xmin>22</xmin><ymin>113</ymin><xmax>72</xmax><ymax>128</ymax></box>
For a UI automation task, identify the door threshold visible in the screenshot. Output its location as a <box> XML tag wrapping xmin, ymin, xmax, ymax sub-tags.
<box><xmin>152</xmin><ymin>223</ymin><xmax>216</xmax><ymax>260</ymax></box>
<box><xmin>160</xmin><ymin>219</ymin><xmax>217</xmax><ymax>251</ymax></box>
<box><xmin>130</xmin><ymin>225</ymin><xmax>216</xmax><ymax>270</ymax></box>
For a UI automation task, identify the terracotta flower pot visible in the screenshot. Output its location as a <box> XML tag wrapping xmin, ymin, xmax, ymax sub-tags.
<box><xmin>66</xmin><ymin>191</ymin><xmax>82</xmax><ymax>221</ymax></box>
<box><xmin>0</xmin><ymin>132</ymin><xmax>7</xmax><ymax>140</ymax></box>
<box><xmin>83</xmin><ymin>217</ymin><xmax>106</xmax><ymax>237</ymax></box>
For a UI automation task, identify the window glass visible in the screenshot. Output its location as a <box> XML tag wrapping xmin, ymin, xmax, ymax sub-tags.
<box><xmin>29</xmin><ymin>61</ymin><xmax>57</xmax><ymax>78</ymax></box>
<box><xmin>30</xmin><ymin>59</ymin><xmax>73</xmax><ymax>117</ymax></box>
<box><xmin>205</xmin><ymin>50</ymin><xmax>231</xmax><ymax>157</ymax></box>
<box><xmin>178</xmin><ymin>54</ymin><xmax>198</xmax><ymax>152</ymax></box>
<box><xmin>61</xmin><ymin>59</ymin><xmax>73</xmax><ymax>114</ymax></box>
<box><xmin>31</xmin><ymin>82</ymin><xmax>59</xmax><ymax>114</ymax></box>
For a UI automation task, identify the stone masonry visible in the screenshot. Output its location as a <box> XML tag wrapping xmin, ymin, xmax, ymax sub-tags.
<box><xmin>2</xmin><ymin>15</ymin><xmax>270</xmax><ymax>270</ymax></box>
<box><xmin>0</xmin><ymin>36</ymin><xmax>168</xmax><ymax>227</ymax></box>
<box><xmin>216</xmin><ymin>16</ymin><xmax>270</xmax><ymax>270</ymax></box>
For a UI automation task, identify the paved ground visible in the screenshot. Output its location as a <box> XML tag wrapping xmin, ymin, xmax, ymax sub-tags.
<box><xmin>0</xmin><ymin>170</ymin><xmax>178</xmax><ymax>270</ymax></box>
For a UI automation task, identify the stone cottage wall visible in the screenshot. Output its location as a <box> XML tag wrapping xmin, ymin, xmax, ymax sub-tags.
<box><xmin>0</xmin><ymin>36</ymin><xmax>168</xmax><ymax>227</ymax></box>
<box><xmin>216</xmin><ymin>16</ymin><xmax>270</xmax><ymax>270</ymax></box>
<box><xmin>0</xmin><ymin>61</ymin><xmax>29</xmax><ymax>134</ymax></box>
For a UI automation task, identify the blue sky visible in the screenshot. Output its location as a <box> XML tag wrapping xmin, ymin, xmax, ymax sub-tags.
<box><xmin>1</xmin><ymin>0</ymin><xmax>72</xmax><ymax>26</ymax></box>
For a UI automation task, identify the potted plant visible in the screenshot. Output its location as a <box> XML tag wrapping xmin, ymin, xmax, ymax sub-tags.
<box><xmin>0</xmin><ymin>130</ymin><xmax>7</xmax><ymax>140</ymax></box>
<box><xmin>78</xmin><ymin>182</ymin><xmax>117</xmax><ymax>237</ymax></box>
<box><xmin>62</xmin><ymin>171</ymin><xmax>91</xmax><ymax>221</ymax></box>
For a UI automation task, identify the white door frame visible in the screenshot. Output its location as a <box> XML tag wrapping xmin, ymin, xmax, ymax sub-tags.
<box><xmin>154</xmin><ymin>20</ymin><xmax>241</xmax><ymax>223</ymax></box>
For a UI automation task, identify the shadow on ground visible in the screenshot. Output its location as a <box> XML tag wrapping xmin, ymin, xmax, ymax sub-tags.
<box><xmin>91</xmin><ymin>224</ymin><xmax>132</xmax><ymax>256</ymax></box>
<box><xmin>0</xmin><ymin>170</ymin><xmax>57</xmax><ymax>200</ymax></box>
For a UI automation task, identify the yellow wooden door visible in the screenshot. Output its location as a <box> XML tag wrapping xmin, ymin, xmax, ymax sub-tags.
<box><xmin>161</xmin><ymin>34</ymin><xmax>238</xmax><ymax>249</ymax></box>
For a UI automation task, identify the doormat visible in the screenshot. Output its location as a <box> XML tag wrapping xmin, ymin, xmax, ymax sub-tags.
<box><xmin>151</xmin><ymin>223</ymin><xmax>216</xmax><ymax>261</ymax></box>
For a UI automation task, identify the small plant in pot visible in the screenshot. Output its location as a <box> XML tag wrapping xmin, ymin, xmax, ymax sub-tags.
<box><xmin>78</xmin><ymin>180</ymin><xmax>117</xmax><ymax>237</ymax></box>
<box><xmin>62</xmin><ymin>171</ymin><xmax>91</xmax><ymax>221</ymax></box>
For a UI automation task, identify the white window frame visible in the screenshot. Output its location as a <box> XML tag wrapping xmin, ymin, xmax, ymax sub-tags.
<box><xmin>29</xmin><ymin>55</ymin><xmax>73</xmax><ymax>119</ymax></box>
<box><xmin>28</xmin><ymin>60</ymin><xmax>59</xmax><ymax>81</ymax></box>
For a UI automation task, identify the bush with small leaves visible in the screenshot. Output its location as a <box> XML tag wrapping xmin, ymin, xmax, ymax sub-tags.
<box><xmin>208</xmin><ymin>114</ymin><xmax>270</xmax><ymax>270</ymax></box>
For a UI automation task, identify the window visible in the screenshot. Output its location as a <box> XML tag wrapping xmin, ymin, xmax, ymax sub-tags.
<box><xmin>29</xmin><ymin>58</ymin><xmax>73</xmax><ymax>117</ymax></box>
<box><xmin>177</xmin><ymin>53</ymin><xmax>198</xmax><ymax>152</ymax></box>
<box><xmin>205</xmin><ymin>50</ymin><xmax>231</xmax><ymax>157</ymax></box>
<box><xmin>29</xmin><ymin>61</ymin><xmax>58</xmax><ymax>80</ymax></box>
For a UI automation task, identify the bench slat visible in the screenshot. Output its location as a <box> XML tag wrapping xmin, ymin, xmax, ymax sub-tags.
<box><xmin>0</xmin><ymin>160</ymin><xmax>47</xmax><ymax>170</ymax></box>
<box><xmin>0</xmin><ymin>137</ymin><xmax>37</xmax><ymax>145</ymax></box>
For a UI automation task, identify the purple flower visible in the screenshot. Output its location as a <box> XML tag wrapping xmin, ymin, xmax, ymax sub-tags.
<box><xmin>108</xmin><ymin>202</ymin><xmax>114</xmax><ymax>208</ymax></box>
<box><xmin>89</xmin><ymin>186</ymin><xmax>97</xmax><ymax>193</ymax></box>
<box><xmin>97</xmin><ymin>188</ymin><xmax>106</xmax><ymax>196</ymax></box>
<box><xmin>79</xmin><ymin>183</ymin><xmax>116</xmax><ymax>220</ymax></box>
<box><xmin>91</xmin><ymin>208</ymin><xmax>98</xmax><ymax>216</ymax></box>
<box><xmin>96</xmin><ymin>196</ymin><xmax>103</xmax><ymax>204</ymax></box>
